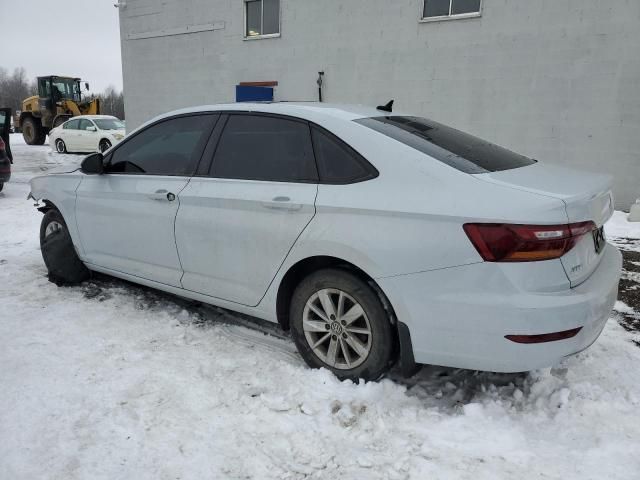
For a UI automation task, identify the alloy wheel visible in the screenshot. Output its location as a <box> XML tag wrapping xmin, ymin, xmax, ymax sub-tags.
<box><xmin>55</xmin><ymin>139</ymin><xmax>65</xmax><ymax>153</ymax></box>
<box><xmin>302</xmin><ymin>288</ymin><xmax>372</xmax><ymax>369</ymax></box>
<box><xmin>100</xmin><ymin>140</ymin><xmax>111</xmax><ymax>153</ymax></box>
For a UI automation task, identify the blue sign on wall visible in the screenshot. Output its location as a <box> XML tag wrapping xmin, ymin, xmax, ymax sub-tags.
<box><xmin>236</xmin><ymin>85</ymin><xmax>274</xmax><ymax>102</ymax></box>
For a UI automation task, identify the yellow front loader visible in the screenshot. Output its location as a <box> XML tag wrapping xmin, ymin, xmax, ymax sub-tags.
<box><xmin>18</xmin><ymin>76</ymin><xmax>101</xmax><ymax>145</ymax></box>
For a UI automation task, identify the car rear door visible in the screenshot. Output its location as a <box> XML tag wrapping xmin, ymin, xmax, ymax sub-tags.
<box><xmin>75</xmin><ymin>114</ymin><xmax>217</xmax><ymax>286</ymax></box>
<box><xmin>0</xmin><ymin>108</ymin><xmax>12</xmax><ymax>162</ymax></box>
<box><xmin>175</xmin><ymin>113</ymin><xmax>318</xmax><ymax>306</ymax></box>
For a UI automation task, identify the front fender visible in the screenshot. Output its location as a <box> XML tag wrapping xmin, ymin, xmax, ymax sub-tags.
<box><xmin>30</xmin><ymin>173</ymin><xmax>85</xmax><ymax>257</ymax></box>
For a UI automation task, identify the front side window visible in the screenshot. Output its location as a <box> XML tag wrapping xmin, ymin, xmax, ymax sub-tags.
<box><xmin>423</xmin><ymin>0</ymin><xmax>481</xmax><ymax>19</ymax></box>
<box><xmin>78</xmin><ymin>119</ymin><xmax>94</xmax><ymax>131</ymax></box>
<box><xmin>63</xmin><ymin>119</ymin><xmax>80</xmax><ymax>130</ymax></box>
<box><xmin>108</xmin><ymin>115</ymin><xmax>216</xmax><ymax>176</ymax></box>
<box><xmin>211</xmin><ymin>114</ymin><xmax>317</xmax><ymax>183</ymax></box>
<box><xmin>245</xmin><ymin>0</ymin><xmax>280</xmax><ymax>37</ymax></box>
<box><xmin>355</xmin><ymin>116</ymin><xmax>536</xmax><ymax>174</ymax></box>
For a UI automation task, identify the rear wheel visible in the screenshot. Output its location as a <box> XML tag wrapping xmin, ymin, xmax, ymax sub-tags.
<box><xmin>290</xmin><ymin>269</ymin><xmax>394</xmax><ymax>381</ymax></box>
<box><xmin>22</xmin><ymin>117</ymin><xmax>46</xmax><ymax>145</ymax></box>
<box><xmin>99</xmin><ymin>139</ymin><xmax>112</xmax><ymax>153</ymax></box>
<box><xmin>55</xmin><ymin>138</ymin><xmax>67</xmax><ymax>153</ymax></box>
<box><xmin>40</xmin><ymin>209</ymin><xmax>90</xmax><ymax>284</ymax></box>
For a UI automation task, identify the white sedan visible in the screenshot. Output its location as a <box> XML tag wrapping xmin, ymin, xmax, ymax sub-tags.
<box><xmin>49</xmin><ymin>115</ymin><xmax>125</xmax><ymax>154</ymax></box>
<box><xmin>29</xmin><ymin>103</ymin><xmax>621</xmax><ymax>381</ymax></box>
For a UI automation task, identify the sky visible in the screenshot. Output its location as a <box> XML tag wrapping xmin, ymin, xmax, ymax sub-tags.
<box><xmin>0</xmin><ymin>0</ymin><xmax>123</xmax><ymax>93</ymax></box>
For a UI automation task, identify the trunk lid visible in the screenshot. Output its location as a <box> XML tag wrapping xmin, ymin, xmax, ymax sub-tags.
<box><xmin>473</xmin><ymin>162</ymin><xmax>614</xmax><ymax>287</ymax></box>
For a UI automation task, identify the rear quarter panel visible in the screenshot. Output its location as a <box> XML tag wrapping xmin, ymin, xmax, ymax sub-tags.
<box><xmin>293</xmin><ymin>123</ymin><xmax>571</xmax><ymax>278</ymax></box>
<box><xmin>257</xmin><ymin>126</ymin><xmax>572</xmax><ymax>319</ymax></box>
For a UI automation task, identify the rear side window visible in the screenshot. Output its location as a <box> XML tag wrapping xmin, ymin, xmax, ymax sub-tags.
<box><xmin>64</xmin><ymin>119</ymin><xmax>80</xmax><ymax>130</ymax></box>
<box><xmin>311</xmin><ymin>127</ymin><xmax>377</xmax><ymax>184</ymax></box>
<box><xmin>211</xmin><ymin>114</ymin><xmax>317</xmax><ymax>183</ymax></box>
<box><xmin>108</xmin><ymin>115</ymin><xmax>215</xmax><ymax>175</ymax></box>
<box><xmin>355</xmin><ymin>116</ymin><xmax>536</xmax><ymax>174</ymax></box>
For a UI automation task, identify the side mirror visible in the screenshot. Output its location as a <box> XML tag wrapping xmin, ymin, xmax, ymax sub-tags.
<box><xmin>81</xmin><ymin>153</ymin><xmax>104</xmax><ymax>175</ymax></box>
<box><xmin>86</xmin><ymin>125</ymin><xmax>97</xmax><ymax>132</ymax></box>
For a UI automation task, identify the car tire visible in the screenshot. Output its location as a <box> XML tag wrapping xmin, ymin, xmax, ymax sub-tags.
<box><xmin>0</xmin><ymin>182</ymin><xmax>3</xmax><ymax>192</ymax></box>
<box><xmin>55</xmin><ymin>138</ymin><xmax>67</xmax><ymax>153</ymax></box>
<box><xmin>99</xmin><ymin>139</ymin><xmax>112</xmax><ymax>153</ymax></box>
<box><xmin>40</xmin><ymin>209</ymin><xmax>90</xmax><ymax>285</ymax></box>
<box><xmin>290</xmin><ymin>268</ymin><xmax>394</xmax><ymax>381</ymax></box>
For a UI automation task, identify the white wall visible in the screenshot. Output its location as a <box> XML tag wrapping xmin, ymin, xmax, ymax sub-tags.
<box><xmin>119</xmin><ymin>0</ymin><xmax>640</xmax><ymax>208</ymax></box>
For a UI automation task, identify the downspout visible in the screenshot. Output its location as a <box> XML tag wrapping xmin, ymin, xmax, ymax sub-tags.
<box><xmin>317</xmin><ymin>71</ymin><xmax>325</xmax><ymax>102</ymax></box>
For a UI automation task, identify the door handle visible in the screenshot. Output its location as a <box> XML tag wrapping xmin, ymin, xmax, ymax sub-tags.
<box><xmin>148</xmin><ymin>189</ymin><xmax>176</xmax><ymax>201</ymax></box>
<box><xmin>261</xmin><ymin>196</ymin><xmax>302</xmax><ymax>211</ymax></box>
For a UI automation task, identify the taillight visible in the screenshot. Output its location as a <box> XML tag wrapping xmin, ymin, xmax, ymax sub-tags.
<box><xmin>463</xmin><ymin>221</ymin><xmax>595</xmax><ymax>262</ymax></box>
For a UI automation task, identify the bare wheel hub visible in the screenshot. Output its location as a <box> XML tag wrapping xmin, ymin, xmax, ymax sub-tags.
<box><xmin>45</xmin><ymin>221</ymin><xmax>63</xmax><ymax>238</ymax></box>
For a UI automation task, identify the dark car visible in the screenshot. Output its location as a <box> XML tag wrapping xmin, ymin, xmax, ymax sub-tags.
<box><xmin>0</xmin><ymin>108</ymin><xmax>12</xmax><ymax>192</ymax></box>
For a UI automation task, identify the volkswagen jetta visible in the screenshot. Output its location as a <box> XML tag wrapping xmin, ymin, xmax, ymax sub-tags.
<box><xmin>28</xmin><ymin>103</ymin><xmax>622</xmax><ymax>380</ymax></box>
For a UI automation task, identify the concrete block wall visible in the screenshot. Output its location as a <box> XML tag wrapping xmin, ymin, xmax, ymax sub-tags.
<box><xmin>119</xmin><ymin>0</ymin><xmax>640</xmax><ymax>208</ymax></box>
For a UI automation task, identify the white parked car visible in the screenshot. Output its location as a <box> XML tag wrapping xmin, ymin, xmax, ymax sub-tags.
<box><xmin>49</xmin><ymin>115</ymin><xmax>125</xmax><ymax>154</ymax></box>
<box><xmin>29</xmin><ymin>103</ymin><xmax>622</xmax><ymax>381</ymax></box>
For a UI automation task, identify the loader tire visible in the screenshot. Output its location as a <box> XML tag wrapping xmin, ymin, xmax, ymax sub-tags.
<box><xmin>22</xmin><ymin>117</ymin><xmax>46</xmax><ymax>145</ymax></box>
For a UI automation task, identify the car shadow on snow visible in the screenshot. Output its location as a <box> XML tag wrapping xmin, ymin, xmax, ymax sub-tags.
<box><xmin>73</xmin><ymin>272</ymin><xmax>534</xmax><ymax>409</ymax></box>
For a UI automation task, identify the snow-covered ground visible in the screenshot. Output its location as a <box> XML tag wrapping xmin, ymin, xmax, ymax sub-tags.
<box><xmin>6</xmin><ymin>134</ymin><xmax>81</xmax><ymax>185</ymax></box>
<box><xmin>607</xmin><ymin>210</ymin><xmax>640</xmax><ymax>253</ymax></box>
<box><xmin>1</xmin><ymin>137</ymin><xmax>640</xmax><ymax>479</ymax></box>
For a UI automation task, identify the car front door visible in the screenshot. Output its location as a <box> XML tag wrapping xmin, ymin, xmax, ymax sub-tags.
<box><xmin>0</xmin><ymin>108</ymin><xmax>12</xmax><ymax>162</ymax></box>
<box><xmin>75</xmin><ymin>114</ymin><xmax>217</xmax><ymax>286</ymax></box>
<box><xmin>61</xmin><ymin>118</ymin><xmax>80</xmax><ymax>151</ymax></box>
<box><xmin>175</xmin><ymin>113</ymin><xmax>319</xmax><ymax>306</ymax></box>
<box><xmin>77</xmin><ymin>119</ymin><xmax>96</xmax><ymax>152</ymax></box>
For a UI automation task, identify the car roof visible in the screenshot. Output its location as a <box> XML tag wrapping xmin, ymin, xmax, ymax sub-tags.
<box><xmin>70</xmin><ymin>115</ymin><xmax>119</xmax><ymax>120</ymax></box>
<box><xmin>145</xmin><ymin>102</ymin><xmax>404</xmax><ymax>127</ymax></box>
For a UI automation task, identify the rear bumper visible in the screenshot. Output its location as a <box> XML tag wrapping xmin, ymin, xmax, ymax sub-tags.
<box><xmin>379</xmin><ymin>243</ymin><xmax>622</xmax><ymax>372</ymax></box>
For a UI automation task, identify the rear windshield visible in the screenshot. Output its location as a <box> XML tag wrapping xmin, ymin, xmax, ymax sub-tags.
<box><xmin>355</xmin><ymin>116</ymin><xmax>536</xmax><ymax>174</ymax></box>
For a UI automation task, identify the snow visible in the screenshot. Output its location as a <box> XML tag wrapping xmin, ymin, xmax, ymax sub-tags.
<box><xmin>615</xmin><ymin>300</ymin><xmax>636</xmax><ymax>315</ymax></box>
<box><xmin>2</xmin><ymin>142</ymin><xmax>640</xmax><ymax>479</ymax></box>
<box><xmin>606</xmin><ymin>210</ymin><xmax>640</xmax><ymax>252</ymax></box>
<box><xmin>7</xmin><ymin>133</ymin><xmax>81</xmax><ymax>185</ymax></box>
